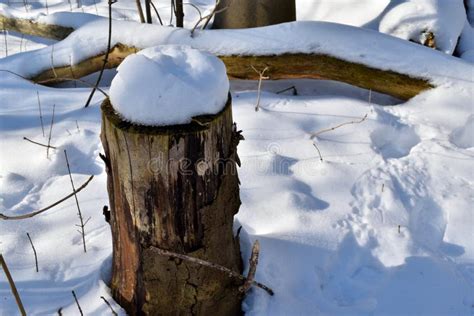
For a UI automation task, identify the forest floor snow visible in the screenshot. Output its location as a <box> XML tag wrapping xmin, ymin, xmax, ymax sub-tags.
<box><xmin>0</xmin><ymin>1</ymin><xmax>473</xmax><ymax>315</ymax></box>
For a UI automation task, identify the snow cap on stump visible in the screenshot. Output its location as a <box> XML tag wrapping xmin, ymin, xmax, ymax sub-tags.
<box><xmin>110</xmin><ymin>45</ymin><xmax>229</xmax><ymax>126</ymax></box>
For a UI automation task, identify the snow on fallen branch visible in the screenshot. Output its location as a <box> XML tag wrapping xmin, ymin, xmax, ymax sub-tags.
<box><xmin>0</xmin><ymin>175</ymin><xmax>94</xmax><ymax>220</ymax></box>
<box><xmin>0</xmin><ymin>15</ymin><xmax>457</xmax><ymax>100</ymax></box>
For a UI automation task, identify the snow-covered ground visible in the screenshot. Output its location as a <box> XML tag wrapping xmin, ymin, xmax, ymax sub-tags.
<box><xmin>1</xmin><ymin>1</ymin><xmax>473</xmax><ymax>315</ymax></box>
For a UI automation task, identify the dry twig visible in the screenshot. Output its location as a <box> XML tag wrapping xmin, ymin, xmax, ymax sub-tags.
<box><xmin>26</xmin><ymin>232</ymin><xmax>39</xmax><ymax>272</ymax></box>
<box><xmin>23</xmin><ymin>137</ymin><xmax>57</xmax><ymax>149</ymax></box>
<box><xmin>100</xmin><ymin>296</ymin><xmax>118</xmax><ymax>315</ymax></box>
<box><xmin>64</xmin><ymin>150</ymin><xmax>89</xmax><ymax>253</ymax></box>
<box><xmin>312</xmin><ymin>143</ymin><xmax>324</xmax><ymax>162</ymax></box>
<box><xmin>36</xmin><ymin>91</ymin><xmax>45</xmax><ymax>137</ymax></box>
<box><xmin>0</xmin><ymin>175</ymin><xmax>94</xmax><ymax>220</ymax></box>
<box><xmin>239</xmin><ymin>240</ymin><xmax>260</xmax><ymax>293</ymax></box>
<box><xmin>251</xmin><ymin>65</ymin><xmax>269</xmax><ymax>112</ymax></box>
<box><xmin>150</xmin><ymin>246</ymin><xmax>274</xmax><ymax>296</ymax></box>
<box><xmin>0</xmin><ymin>254</ymin><xmax>27</xmax><ymax>316</ymax></box>
<box><xmin>46</xmin><ymin>104</ymin><xmax>56</xmax><ymax>158</ymax></box>
<box><xmin>85</xmin><ymin>0</ymin><xmax>116</xmax><ymax>107</ymax></box>
<box><xmin>72</xmin><ymin>290</ymin><xmax>83</xmax><ymax>316</ymax></box>
<box><xmin>310</xmin><ymin>114</ymin><xmax>368</xmax><ymax>139</ymax></box>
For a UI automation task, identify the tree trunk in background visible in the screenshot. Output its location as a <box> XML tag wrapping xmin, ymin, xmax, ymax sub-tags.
<box><xmin>100</xmin><ymin>96</ymin><xmax>243</xmax><ymax>315</ymax></box>
<box><xmin>175</xmin><ymin>0</ymin><xmax>184</xmax><ymax>27</ymax></box>
<box><xmin>213</xmin><ymin>0</ymin><xmax>296</xmax><ymax>29</ymax></box>
<box><xmin>144</xmin><ymin>0</ymin><xmax>152</xmax><ymax>24</ymax></box>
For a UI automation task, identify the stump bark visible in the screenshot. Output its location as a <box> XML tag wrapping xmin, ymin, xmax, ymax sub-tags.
<box><xmin>213</xmin><ymin>0</ymin><xmax>296</xmax><ymax>29</ymax></box>
<box><xmin>100</xmin><ymin>95</ymin><xmax>243</xmax><ymax>315</ymax></box>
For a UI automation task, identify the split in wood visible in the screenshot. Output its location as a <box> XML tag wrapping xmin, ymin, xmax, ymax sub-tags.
<box><xmin>0</xmin><ymin>254</ymin><xmax>27</xmax><ymax>316</ymax></box>
<box><xmin>26</xmin><ymin>232</ymin><xmax>39</xmax><ymax>272</ymax></box>
<box><xmin>150</xmin><ymin>245</ymin><xmax>274</xmax><ymax>296</ymax></box>
<box><xmin>0</xmin><ymin>175</ymin><xmax>94</xmax><ymax>220</ymax></box>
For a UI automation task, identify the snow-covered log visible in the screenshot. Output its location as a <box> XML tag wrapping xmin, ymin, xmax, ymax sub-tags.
<box><xmin>4</xmin><ymin>15</ymin><xmax>465</xmax><ymax>100</ymax></box>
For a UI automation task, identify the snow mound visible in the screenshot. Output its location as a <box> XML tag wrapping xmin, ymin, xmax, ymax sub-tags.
<box><xmin>379</xmin><ymin>0</ymin><xmax>465</xmax><ymax>54</ymax></box>
<box><xmin>450</xmin><ymin>115</ymin><xmax>474</xmax><ymax>148</ymax></box>
<box><xmin>110</xmin><ymin>45</ymin><xmax>229</xmax><ymax>126</ymax></box>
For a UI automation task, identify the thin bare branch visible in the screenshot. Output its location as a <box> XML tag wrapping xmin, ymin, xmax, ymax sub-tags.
<box><xmin>239</xmin><ymin>240</ymin><xmax>260</xmax><ymax>293</ymax></box>
<box><xmin>23</xmin><ymin>137</ymin><xmax>57</xmax><ymax>149</ymax></box>
<box><xmin>26</xmin><ymin>232</ymin><xmax>39</xmax><ymax>272</ymax></box>
<box><xmin>46</xmin><ymin>104</ymin><xmax>56</xmax><ymax>158</ymax></box>
<box><xmin>85</xmin><ymin>0</ymin><xmax>115</xmax><ymax>107</ymax></box>
<box><xmin>0</xmin><ymin>255</ymin><xmax>27</xmax><ymax>316</ymax></box>
<box><xmin>100</xmin><ymin>296</ymin><xmax>118</xmax><ymax>315</ymax></box>
<box><xmin>64</xmin><ymin>150</ymin><xmax>88</xmax><ymax>253</ymax></box>
<box><xmin>0</xmin><ymin>175</ymin><xmax>94</xmax><ymax>220</ymax></box>
<box><xmin>36</xmin><ymin>91</ymin><xmax>45</xmax><ymax>137</ymax></box>
<box><xmin>150</xmin><ymin>246</ymin><xmax>274</xmax><ymax>296</ymax></box>
<box><xmin>310</xmin><ymin>114</ymin><xmax>368</xmax><ymax>139</ymax></box>
<box><xmin>72</xmin><ymin>290</ymin><xmax>83</xmax><ymax>316</ymax></box>
<box><xmin>251</xmin><ymin>65</ymin><xmax>269</xmax><ymax>112</ymax></box>
<box><xmin>312</xmin><ymin>143</ymin><xmax>323</xmax><ymax>162</ymax></box>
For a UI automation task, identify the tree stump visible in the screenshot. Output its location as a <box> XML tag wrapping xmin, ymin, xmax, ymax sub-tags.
<box><xmin>100</xmin><ymin>95</ymin><xmax>243</xmax><ymax>315</ymax></box>
<box><xmin>213</xmin><ymin>0</ymin><xmax>296</xmax><ymax>29</ymax></box>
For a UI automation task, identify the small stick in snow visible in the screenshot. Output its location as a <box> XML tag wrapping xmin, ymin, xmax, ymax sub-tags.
<box><xmin>239</xmin><ymin>240</ymin><xmax>260</xmax><ymax>293</ymax></box>
<box><xmin>37</xmin><ymin>91</ymin><xmax>45</xmax><ymax>136</ymax></box>
<box><xmin>310</xmin><ymin>114</ymin><xmax>368</xmax><ymax>139</ymax></box>
<box><xmin>47</xmin><ymin>104</ymin><xmax>56</xmax><ymax>158</ymax></box>
<box><xmin>398</xmin><ymin>225</ymin><xmax>401</xmax><ymax>234</ymax></box>
<box><xmin>67</xmin><ymin>0</ymin><xmax>73</xmax><ymax>11</ymax></box>
<box><xmin>45</xmin><ymin>0</ymin><xmax>49</xmax><ymax>15</ymax></box>
<box><xmin>72</xmin><ymin>290</ymin><xmax>83</xmax><ymax>316</ymax></box>
<box><xmin>0</xmin><ymin>175</ymin><xmax>94</xmax><ymax>220</ymax></box>
<box><xmin>75</xmin><ymin>120</ymin><xmax>80</xmax><ymax>132</ymax></box>
<box><xmin>381</xmin><ymin>183</ymin><xmax>385</xmax><ymax>193</ymax></box>
<box><xmin>276</xmin><ymin>85</ymin><xmax>298</xmax><ymax>95</ymax></box>
<box><xmin>57</xmin><ymin>307</ymin><xmax>63</xmax><ymax>315</ymax></box>
<box><xmin>251</xmin><ymin>65</ymin><xmax>269</xmax><ymax>112</ymax></box>
<box><xmin>0</xmin><ymin>255</ymin><xmax>27</xmax><ymax>316</ymax></box>
<box><xmin>312</xmin><ymin>143</ymin><xmax>324</xmax><ymax>162</ymax></box>
<box><xmin>3</xmin><ymin>22</ymin><xmax>8</xmax><ymax>57</ymax></box>
<box><xmin>100</xmin><ymin>296</ymin><xmax>118</xmax><ymax>315</ymax></box>
<box><xmin>23</xmin><ymin>137</ymin><xmax>57</xmax><ymax>149</ymax></box>
<box><xmin>151</xmin><ymin>246</ymin><xmax>274</xmax><ymax>296</ymax></box>
<box><xmin>64</xmin><ymin>150</ymin><xmax>89</xmax><ymax>253</ymax></box>
<box><xmin>84</xmin><ymin>0</ymin><xmax>116</xmax><ymax>107</ymax></box>
<box><xmin>26</xmin><ymin>232</ymin><xmax>39</xmax><ymax>272</ymax></box>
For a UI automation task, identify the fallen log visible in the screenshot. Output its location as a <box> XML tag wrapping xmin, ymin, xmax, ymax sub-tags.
<box><xmin>32</xmin><ymin>44</ymin><xmax>433</xmax><ymax>100</ymax></box>
<box><xmin>0</xmin><ymin>14</ymin><xmax>73</xmax><ymax>40</ymax></box>
<box><xmin>1</xmin><ymin>14</ymin><xmax>434</xmax><ymax>100</ymax></box>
